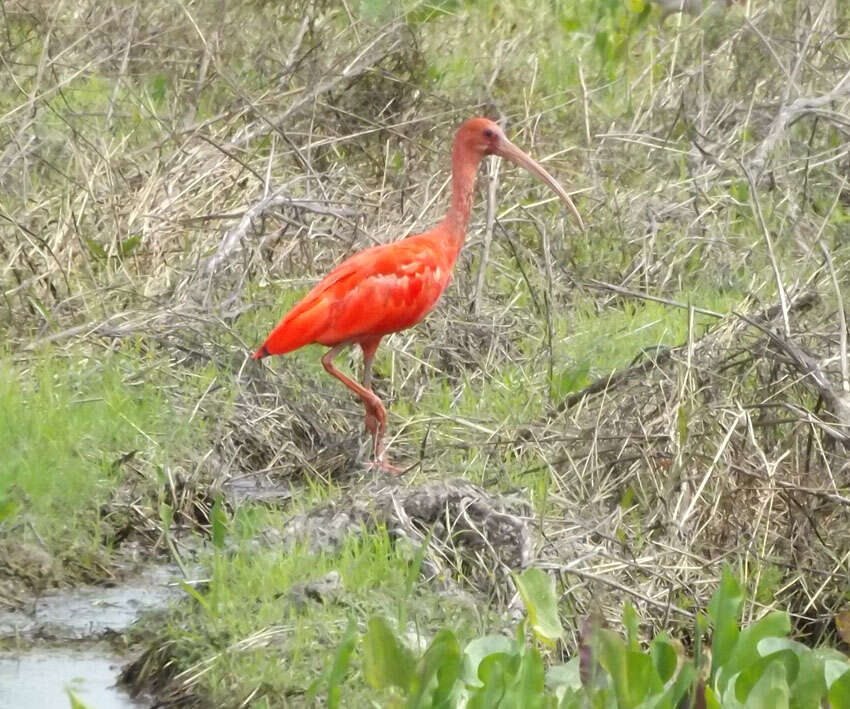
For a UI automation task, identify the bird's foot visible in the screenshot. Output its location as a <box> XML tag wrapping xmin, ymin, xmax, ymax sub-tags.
<box><xmin>369</xmin><ymin>456</ymin><xmax>405</xmax><ymax>475</ymax></box>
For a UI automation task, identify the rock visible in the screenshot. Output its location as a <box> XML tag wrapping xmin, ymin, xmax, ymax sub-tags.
<box><xmin>265</xmin><ymin>479</ymin><xmax>534</xmax><ymax>595</ymax></box>
<box><xmin>285</xmin><ymin>571</ymin><xmax>342</xmax><ymax>608</ymax></box>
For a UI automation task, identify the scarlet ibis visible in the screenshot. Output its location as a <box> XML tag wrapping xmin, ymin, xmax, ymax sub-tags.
<box><xmin>253</xmin><ymin>117</ymin><xmax>583</xmax><ymax>472</ymax></box>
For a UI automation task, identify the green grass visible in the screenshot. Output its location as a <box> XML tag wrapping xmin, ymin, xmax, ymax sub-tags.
<box><xmin>388</xmin><ymin>286</ymin><xmax>745</xmax><ymax>470</ymax></box>
<box><xmin>140</xmin><ymin>518</ymin><xmax>502</xmax><ymax>706</ymax></box>
<box><xmin>555</xmin><ymin>286</ymin><xmax>746</xmax><ymax>376</ymax></box>
<box><xmin>0</xmin><ymin>350</ymin><xmax>205</xmax><ymax>567</ymax></box>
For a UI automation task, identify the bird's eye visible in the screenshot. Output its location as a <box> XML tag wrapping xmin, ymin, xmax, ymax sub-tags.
<box><xmin>483</xmin><ymin>128</ymin><xmax>494</xmax><ymax>139</ymax></box>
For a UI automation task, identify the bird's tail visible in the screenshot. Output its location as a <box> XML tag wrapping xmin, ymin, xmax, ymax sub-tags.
<box><xmin>252</xmin><ymin>319</ymin><xmax>305</xmax><ymax>358</ymax></box>
<box><xmin>252</xmin><ymin>344</ymin><xmax>272</xmax><ymax>359</ymax></box>
<box><xmin>252</xmin><ymin>299</ymin><xmax>329</xmax><ymax>358</ymax></box>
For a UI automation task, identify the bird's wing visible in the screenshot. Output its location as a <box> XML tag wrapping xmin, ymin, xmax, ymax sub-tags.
<box><xmin>256</xmin><ymin>237</ymin><xmax>449</xmax><ymax>356</ymax></box>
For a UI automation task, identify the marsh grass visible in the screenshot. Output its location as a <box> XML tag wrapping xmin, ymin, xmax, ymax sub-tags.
<box><xmin>0</xmin><ymin>351</ymin><xmax>203</xmax><ymax>552</ymax></box>
<box><xmin>127</xmin><ymin>522</ymin><xmax>500</xmax><ymax>706</ymax></box>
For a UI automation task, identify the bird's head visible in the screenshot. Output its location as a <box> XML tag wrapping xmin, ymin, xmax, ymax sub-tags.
<box><xmin>456</xmin><ymin>117</ymin><xmax>506</xmax><ymax>157</ymax></box>
<box><xmin>455</xmin><ymin>117</ymin><xmax>584</xmax><ymax>231</ymax></box>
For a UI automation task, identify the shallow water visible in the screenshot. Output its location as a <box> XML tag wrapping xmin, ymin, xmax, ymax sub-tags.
<box><xmin>0</xmin><ymin>566</ymin><xmax>184</xmax><ymax>708</ymax></box>
<box><xmin>0</xmin><ymin>648</ymin><xmax>146</xmax><ymax>708</ymax></box>
<box><xmin>0</xmin><ymin>565</ymin><xmax>182</xmax><ymax>639</ymax></box>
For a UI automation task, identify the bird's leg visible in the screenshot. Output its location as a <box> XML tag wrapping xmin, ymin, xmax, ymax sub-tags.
<box><xmin>360</xmin><ymin>337</ymin><xmax>381</xmax><ymax>441</ymax></box>
<box><xmin>359</xmin><ymin>338</ymin><xmax>402</xmax><ymax>473</ymax></box>
<box><xmin>321</xmin><ymin>342</ymin><xmax>401</xmax><ymax>474</ymax></box>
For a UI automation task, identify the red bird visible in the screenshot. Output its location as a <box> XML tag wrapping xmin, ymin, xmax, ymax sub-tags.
<box><xmin>253</xmin><ymin>117</ymin><xmax>583</xmax><ymax>472</ymax></box>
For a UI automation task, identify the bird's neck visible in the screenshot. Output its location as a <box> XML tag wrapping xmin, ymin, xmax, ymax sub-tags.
<box><xmin>439</xmin><ymin>142</ymin><xmax>483</xmax><ymax>255</ymax></box>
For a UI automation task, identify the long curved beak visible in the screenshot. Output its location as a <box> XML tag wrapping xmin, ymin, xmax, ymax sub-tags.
<box><xmin>494</xmin><ymin>139</ymin><xmax>585</xmax><ymax>231</ymax></box>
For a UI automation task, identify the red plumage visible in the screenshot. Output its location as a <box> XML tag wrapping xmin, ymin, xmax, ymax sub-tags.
<box><xmin>254</xmin><ymin>234</ymin><xmax>451</xmax><ymax>357</ymax></box>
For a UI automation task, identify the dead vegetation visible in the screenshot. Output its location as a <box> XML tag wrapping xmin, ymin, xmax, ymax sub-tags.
<box><xmin>529</xmin><ymin>287</ymin><xmax>850</xmax><ymax>644</ymax></box>
<box><xmin>2</xmin><ymin>0</ymin><xmax>850</xmax><ymax>703</ymax></box>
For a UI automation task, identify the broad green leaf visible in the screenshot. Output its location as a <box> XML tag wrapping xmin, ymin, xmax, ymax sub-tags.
<box><xmin>554</xmin><ymin>685</ymin><xmax>586</xmax><ymax>709</ymax></box>
<box><xmin>477</xmin><ymin>651</ymin><xmax>519</xmax><ymax>684</ymax></box>
<box><xmin>592</xmin><ymin>621</ymin><xmax>665</xmax><ymax>705</ymax></box>
<box><xmin>812</xmin><ymin>648</ymin><xmax>850</xmax><ymax>667</ymax></box>
<box><xmin>649</xmin><ymin>636</ymin><xmax>678</xmax><ymax>683</ymax></box>
<box><xmin>728</xmin><ymin>612</ymin><xmax>790</xmax><ymax>673</ymax></box>
<box><xmin>463</xmin><ymin>635</ymin><xmax>516</xmax><ymax>687</ymax></box>
<box><xmin>658</xmin><ymin>660</ymin><xmax>697</xmax><ymax>709</ymax></box>
<box><xmin>502</xmin><ymin>647</ymin><xmax>546</xmax><ymax>709</ymax></box>
<box><xmin>515</xmin><ymin>568</ymin><xmax>563</xmax><ymax>644</ymax></box>
<box><xmin>757</xmin><ymin>637</ymin><xmax>810</xmax><ymax>658</ymax></box>
<box><xmin>623</xmin><ymin>649</ymin><xmax>660</xmax><ymax>705</ymax></box>
<box><xmin>719</xmin><ymin>673</ymin><xmax>747</xmax><ymax>709</ymax></box>
<box><xmin>546</xmin><ymin>659</ymin><xmax>582</xmax><ymax>691</ymax></box>
<box><xmin>363</xmin><ymin>616</ymin><xmax>415</xmax><ymax>691</ymax></box>
<box><xmin>743</xmin><ymin>661</ymin><xmax>789</xmax><ymax>709</ymax></box>
<box><xmin>408</xmin><ymin>629</ymin><xmax>461</xmax><ymax>709</ymax></box>
<box><xmin>467</xmin><ymin>654</ymin><xmax>511</xmax><ymax>709</ymax></box>
<box><xmin>788</xmin><ymin>650</ymin><xmax>828</xmax><ymax>709</ymax></box>
<box><xmin>733</xmin><ymin>651</ymin><xmax>797</xmax><ymax>705</ymax></box>
<box><xmin>704</xmin><ymin>685</ymin><xmax>722</xmax><ymax>709</ymax></box>
<box><xmin>825</xmin><ymin>658</ymin><xmax>850</xmax><ymax>687</ymax></box>
<box><xmin>708</xmin><ymin>567</ymin><xmax>743</xmax><ymax>684</ymax></box>
<box><xmin>596</xmin><ymin>628</ymin><xmax>631</xmax><ymax>706</ymax></box>
<box><xmin>516</xmin><ymin>617</ymin><xmax>532</xmax><ymax>648</ymax></box>
<box><xmin>431</xmin><ymin>632</ymin><xmax>463</xmax><ymax>705</ymax></box>
<box><xmin>828</xmin><ymin>666</ymin><xmax>850</xmax><ymax>708</ymax></box>
<box><xmin>623</xmin><ymin>603</ymin><xmax>640</xmax><ymax>652</ymax></box>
